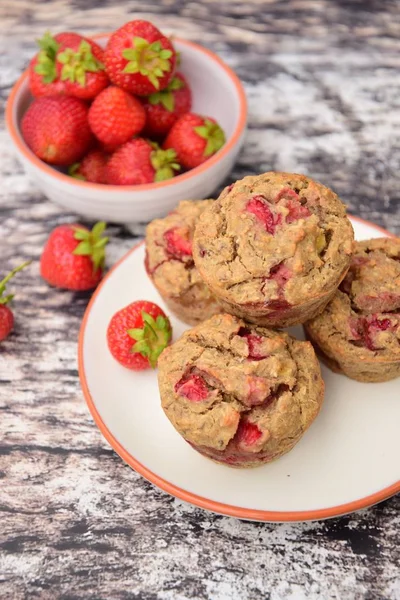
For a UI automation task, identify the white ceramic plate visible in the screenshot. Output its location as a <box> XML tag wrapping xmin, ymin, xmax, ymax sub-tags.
<box><xmin>78</xmin><ymin>216</ymin><xmax>400</xmax><ymax>522</ymax></box>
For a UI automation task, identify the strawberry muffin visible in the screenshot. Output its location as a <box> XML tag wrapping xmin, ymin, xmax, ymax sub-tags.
<box><xmin>145</xmin><ymin>200</ymin><xmax>220</xmax><ymax>325</ymax></box>
<box><xmin>158</xmin><ymin>313</ymin><xmax>324</xmax><ymax>468</ymax></box>
<box><xmin>305</xmin><ymin>237</ymin><xmax>400</xmax><ymax>382</ymax></box>
<box><xmin>193</xmin><ymin>172</ymin><xmax>354</xmax><ymax>327</ymax></box>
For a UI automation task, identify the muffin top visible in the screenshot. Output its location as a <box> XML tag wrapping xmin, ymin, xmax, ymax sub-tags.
<box><xmin>158</xmin><ymin>313</ymin><xmax>323</xmax><ymax>454</ymax></box>
<box><xmin>193</xmin><ymin>172</ymin><xmax>354</xmax><ymax>308</ymax></box>
<box><xmin>145</xmin><ymin>200</ymin><xmax>214</xmax><ymax>298</ymax></box>
<box><xmin>317</xmin><ymin>237</ymin><xmax>400</xmax><ymax>357</ymax></box>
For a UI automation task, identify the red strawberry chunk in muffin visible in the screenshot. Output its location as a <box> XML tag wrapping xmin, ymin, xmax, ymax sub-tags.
<box><xmin>238</xmin><ymin>327</ymin><xmax>268</xmax><ymax>360</ymax></box>
<box><xmin>284</xmin><ymin>198</ymin><xmax>311</xmax><ymax>223</ymax></box>
<box><xmin>268</xmin><ymin>262</ymin><xmax>291</xmax><ymax>288</ymax></box>
<box><xmin>236</xmin><ymin>420</ymin><xmax>262</xmax><ymax>447</ymax></box>
<box><xmin>274</xmin><ymin>187</ymin><xmax>301</xmax><ymax>202</ymax></box>
<box><xmin>364</xmin><ymin>316</ymin><xmax>394</xmax><ymax>350</ymax></box>
<box><xmin>273</xmin><ymin>188</ymin><xmax>311</xmax><ymax>223</ymax></box>
<box><xmin>246</xmin><ymin>196</ymin><xmax>281</xmax><ymax>235</ymax></box>
<box><xmin>349</xmin><ymin>314</ymin><xmax>395</xmax><ymax>350</ymax></box>
<box><xmin>175</xmin><ymin>373</ymin><xmax>209</xmax><ymax>402</ymax></box>
<box><xmin>163</xmin><ymin>227</ymin><xmax>192</xmax><ymax>259</ymax></box>
<box><xmin>246</xmin><ymin>376</ymin><xmax>271</xmax><ymax>406</ymax></box>
<box><xmin>262</xmin><ymin>262</ymin><xmax>292</xmax><ymax>312</ymax></box>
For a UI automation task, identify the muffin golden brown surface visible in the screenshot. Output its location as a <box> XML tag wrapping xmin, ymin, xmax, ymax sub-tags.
<box><xmin>145</xmin><ymin>200</ymin><xmax>221</xmax><ymax>325</ymax></box>
<box><xmin>193</xmin><ymin>172</ymin><xmax>354</xmax><ymax>327</ymax></box>
<box><xmin>305</xmin><ymin>237</ymin><xmax>400</xmax><ymax>382</ymax></box>
<box><xmin>158</xmin><ymin>313</ymin><xmax>324</xmax><ymax>468</ymax></box>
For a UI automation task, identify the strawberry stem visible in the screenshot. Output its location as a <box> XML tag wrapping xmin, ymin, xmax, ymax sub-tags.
<box><xmin>72</xmin><ymin>222</ymin><xmax>109</xmax><ymax>272</ymax></box>
<box><xmin>122</xmin><ymin>37</ymin><xmax>173</xmax><ymax>90</ymax></box>
<box><xmin>34</xmin><ymin>31</ymin><xmax>60</xmax><ymax>83</ymax></box>
<box><xmin>0</xmin><ymin>261</ymin><xmax>32</xmax><ymax>305</ymax></box>
<box><xmin>68</xmin><ymin>163</ymin><xmax>85</xmax><ymax>180</ymax></box>
<box><xmin>128</xmin><ymin>311</ymin><xmax>172</xmax><ymax>368</ymax></box>
<box><xmin>58</xmin><ymin>40</ymin><xmax>105</xmax><ymax>87</ymax></box>
<box><xmin>150</xmin><ymin>146</ymin><xmax>181</xmax><ymax>182</ymax></box>
<box><xmin>194</xmin><ymin>119</ymin><xmax>226</xmax><ymax>157</ymax></box>
<box><xmin>148</xmin><ymin>76</ymin><xmax>185</xmax><ymax>111</ymax></box>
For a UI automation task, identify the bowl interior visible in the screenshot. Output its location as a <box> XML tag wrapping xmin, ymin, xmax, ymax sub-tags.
<box><xmin>13</xmin><ymin>36</ymin><xmax>244</xmax><ymax>175</ymax></box>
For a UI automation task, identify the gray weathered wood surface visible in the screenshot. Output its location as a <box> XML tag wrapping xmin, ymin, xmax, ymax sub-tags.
<box><xmin>0</xmin><ymin>1</ymin><xmax>399</xmax><ymax>598</ymax></box>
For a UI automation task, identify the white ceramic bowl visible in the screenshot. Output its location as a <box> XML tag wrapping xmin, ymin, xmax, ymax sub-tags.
<box><xmin>6</xmin><ymin>35</ymin><xmax>247</xmax><ymax>226</ymax></box>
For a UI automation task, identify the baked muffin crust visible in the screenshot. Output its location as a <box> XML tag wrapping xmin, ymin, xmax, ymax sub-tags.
<box><xmin>193</xmin><ymin>172</ymin><xmax>354</xmax><ymax>327</ymax></box>
<box><xmin>145</xmin><ymin>200</ymin><xmax>220</xmax><ymax>325</ymax></box>
<box><xmin>305</xmin><ymin>237</ymin><xmax>400</xmax><ymax>382</ymax></box>
<box><xmin>158</xmin><ymin>313</ymin><xmax>324</xmax><ymax>468</ymax></box>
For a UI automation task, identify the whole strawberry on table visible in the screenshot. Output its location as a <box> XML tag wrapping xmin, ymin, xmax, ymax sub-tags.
<box><xmin>21</xmin><ymin>19</ymin><xmax>226</xmax><ymax>185</ymax></box>
<box><xmin>41</xmin><ymin>221</ymin><xmax>109</xmax><ymax>291</ymax></box>
<box><xmin>107</xmin><ymin>301</ymin><xmax>172</xmax><ymax>370</ymax></box>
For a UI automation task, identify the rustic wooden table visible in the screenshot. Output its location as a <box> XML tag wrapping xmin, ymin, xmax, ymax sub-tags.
<box><xmin>1</xmin><ymin>1</ymin><xmax>399</xmax><ymax>598</ymax></box>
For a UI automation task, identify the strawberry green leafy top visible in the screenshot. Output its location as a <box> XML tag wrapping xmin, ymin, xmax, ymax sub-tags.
<box><xmin>122</xmin><ymin>36</ymin><xmax>173</xmax><ymax>90</ymax></box>
<box><xmin>128</xmin><ymin>311</ymin><xmax>172</xmax><ymax>368</ymax></box>
<box><xmin>58</xmin><ymin>41</ymin><xmax>105</xmax><ymax>86</ymax></box>
<box><xmin>72</xmin><ymin>221</ymin><xmax>109</xmax><ymax>272</ymax></box>
<box><xmin>148</xmin><ymin>76</ymin><xmax>185</xmax><ymax>112</ymax></box>
<box><xmin>34</xmin><ymin>32</ymin><xmax>60</xmax><ymax>83</ymax></box>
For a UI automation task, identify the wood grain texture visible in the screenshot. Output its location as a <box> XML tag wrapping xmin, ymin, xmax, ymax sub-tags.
<box><xmin>0</xmin><ymin>1</ymin><xmax>399</xmax><ymax>599</ymax></box>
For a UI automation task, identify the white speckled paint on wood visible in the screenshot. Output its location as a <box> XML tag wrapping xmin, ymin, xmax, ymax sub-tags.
<box><xmin>0</xmin><ymin>1</ymin><xmax>399</xmax><ymax>599</ymax></box>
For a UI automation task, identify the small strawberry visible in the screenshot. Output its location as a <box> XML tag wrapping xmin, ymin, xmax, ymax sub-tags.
<box><xmin>104</xmin><ymin>20</ymin><xmax>176</xmax><ymax>96</ymax></box>
<box><xmin>0</xmin><ymin>262</ymin><xmax>31</xmax><ymax>342</ymax></box>
<box><xmin>29</xmin><ymin>31</ymin><xmax>67</xmax><ymax>97</ymax></box>
<box><xmin>56</xmin><ymin>34</ymin><xmax>109</xmax><ymax>100</ymax></box>
<box><xmin>105</xmin><ymin>138</ymin><xmax>180</xmax><ymax>185</ymax></box>
<box><xmin>88</xmin><ymin>86</ymin><xmax>146</xmax><ymax>148</ymax></box>
<box><xmin>69</xmin><ymin>150</ymin><xmax>108</xmax><ymax>184</ymax></box>
<box><xmin>142</xmin><ymin>72</ymin><xmax>192</xmax><ymax>138</ymax></box>
<box><xmin>21</xmin><ymin>96</ymin><xmax>93</xmax><ymax>165</ymax></box>
<box><xmin>40</xmin><ymin>222</ymin><xmax>108</xmax><ymax>290</ymax></box>
<box><xmin>107</xmin><ymin>300</ymin><xmax>172</xmax><ymax>370</ymax></box>
<box><xmin>163</xmin><ymin>113</ymin><xmax>226</xmax><ymax>170</ymax></box>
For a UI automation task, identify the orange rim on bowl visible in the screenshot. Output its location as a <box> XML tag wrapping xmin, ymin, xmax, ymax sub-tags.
<box><xmin>78</xmin><ymin>217</ymin><xmax>400</xmax><ymax>522</ymax></box>
<box><xmin>6</xmin><ymin>35</ymin><xmax>247</xmax><ymax>193</ymax></box>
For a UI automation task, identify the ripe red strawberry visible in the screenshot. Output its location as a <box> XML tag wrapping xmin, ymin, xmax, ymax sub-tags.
<box><xmin>40</xmin><ymin>222</ymin><xmax>108</xmax><ymax>290</ymax></box>
<box><xmin>88</xmin><ymin>86</ymin><xmax>146</xmax><ymax>148</ymax></box>
<box><xmin>69</xmin><ymin>150</ymin><xmax>108</xmax><ymax>184</ymax></box>
<box><xmin>105</xmin><ymin>138</ymin><xmax>180</xmax><ymax>185</ymax></box>
<box><xmin>0</xmin><ymin>262</ymin><xmax>31</xmax><ymax>342</ymax></box>
<box><xmin>107</xmin><ymin>301</ymin><xmax>172</xmax><ymax>370</ymax></box>
<box><xmin>104</xmin><ymin>20</ymin><xmax>176</xmax><ymax>96</ymax></box>
<box><xmin>142</xmin><ymin>72</ymin><xmax>192</xmax><ymax>138</ymax></box>
<box><xmin>29</xmin><ymin>31</ymin><xmax>107</xmax><ymax>99</ymax></box>
<box><xmin>163</xmin><ymin>113</ymin><xmax>226</xmax><ymax>169</ymax></box>
<box><xmin>21</xmin><ymin>96</ymin><xmax>93</xmax><ymax>165</ymax></box>
<box><xmin>29</xmin><ymin>32</ymin><xmax>67</xmax><ymax>97</ymax></box>
<box><xmin>56</xmin><ymin>33</ymin><xmax>109</xmax><ymax>100</ymax></box>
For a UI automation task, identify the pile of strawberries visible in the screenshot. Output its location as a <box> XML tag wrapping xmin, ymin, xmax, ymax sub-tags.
<box><xmin>21</xmin><ymin>20</ymin><xmax>226</xmax><ymax>185</ymax></box>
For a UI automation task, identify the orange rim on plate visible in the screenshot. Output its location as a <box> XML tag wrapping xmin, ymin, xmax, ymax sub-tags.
<box><xmin>78</xmin><ymin>216</ymin><xmax>399</xmax><ymax>522</ymax></box>
<box><xmin>6</xmin><ymin>36</ymin><xmax>247</xmax><ymax>194</ymax></box>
